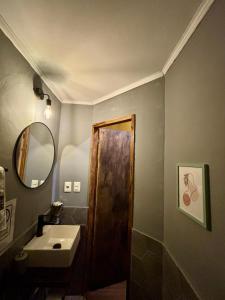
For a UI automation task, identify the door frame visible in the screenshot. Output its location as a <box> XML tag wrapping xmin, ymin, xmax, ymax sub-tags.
<box><xmin>86</xmin><ymin>114</ymin><xmax>136</xmax><ymax>293</ymax></box>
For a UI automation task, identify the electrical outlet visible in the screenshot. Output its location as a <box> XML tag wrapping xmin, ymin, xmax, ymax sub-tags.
<box><xmin>74</xmin><ymin>182</ymin><xmax>81</xmax><ymax>193</ymax></box>
<box><xmin>64</xmin><ymin>181</ymin><xmax>72</xmax><ymax>192</ymax></box>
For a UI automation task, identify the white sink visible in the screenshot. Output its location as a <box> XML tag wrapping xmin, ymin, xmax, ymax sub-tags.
<box><xmin>24</xmin><ymin>225</ymin><xmax>80</xmax><ymax>268</ymax></box>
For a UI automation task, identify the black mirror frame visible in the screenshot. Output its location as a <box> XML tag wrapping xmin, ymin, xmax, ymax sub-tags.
<box><xmin>13</xmin><ymin>122</ymin><xmax>56</xmax><ymax>189</ymax></box>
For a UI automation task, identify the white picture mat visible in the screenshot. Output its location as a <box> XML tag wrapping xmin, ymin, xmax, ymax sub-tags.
<box><xmin>178</xmin><ymin>167</ymin><xmax>204</xmax><ymax>222</ymax></box>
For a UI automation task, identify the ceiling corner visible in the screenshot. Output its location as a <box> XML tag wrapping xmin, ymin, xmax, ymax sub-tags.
<box><xmin>162</xmin><ymin>0</ymin><xmax>215</xmax><ymax>74</ymax></box>
<box><xmin>0</xmin><ymin>14</ymin><xmax>63</xmax><ymax>103</ymax></box>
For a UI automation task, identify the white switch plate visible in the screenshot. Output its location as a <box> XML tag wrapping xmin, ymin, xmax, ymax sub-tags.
<box><xmin>64</xmin><ymin>181</ymin><xmax>72</xmax><ymax>192</ymax></box>
<box><xmin>31</xmin><ymin>180</ymin><xmax>39</xmax><ymax>188</ymax></box>
<box><xmin>74</xmin><ymin>182</ymin><xmax>81</xmax><ymax>193</ymax></box>
<box><xmin>40</xmin><ymin>180</ymin><xmax>45</xmax><ymax>185</ymax></box>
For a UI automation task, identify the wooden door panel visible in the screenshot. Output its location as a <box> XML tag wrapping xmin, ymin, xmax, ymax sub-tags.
<box><xmin>90</xmin><ymin>128</ymin><xmax>131</xmax><ymax>289</ymax></box>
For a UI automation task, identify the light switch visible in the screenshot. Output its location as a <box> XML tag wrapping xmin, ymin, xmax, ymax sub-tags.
<box><xmin>31</xmin><ymin>180</ymin><xmax>39</xmax><ymax>188</ymax></box>
<box><xmin>74</xmin><ymin>182</ymin><xmax>81</xmax><ymax>193</ymax></box>
<box><xmin>64</xmin><ymin>181</ymin><xmax>72</xmax><ymax>192</ymax></box>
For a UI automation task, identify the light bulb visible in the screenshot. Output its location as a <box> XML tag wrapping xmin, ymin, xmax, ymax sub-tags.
<box><xmin>44</xmin><ymin>104</ymin><xmax>52</xmax><ymax>119</ymax></box>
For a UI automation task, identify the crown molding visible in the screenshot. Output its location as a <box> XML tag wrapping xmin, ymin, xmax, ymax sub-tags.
<box><xmin>162</xmin><ymin>0</ymin><xmax>215</xmax><ymax>74</ymax></box>
<box><xmin>0</xmin><ymin>14</ymin><xmax>64</xmax><ymax>103</ymax></box>
<box><xmin>92</xmin><ymin>72</ymin><xmax>164</xmax><ymax>105</ymax></box>
<box><xmin>62</xmin><ymin>100</ymin><xmax>93</xmax><ymax>105</ymax></box>
<box><xmin>63</xmin><ymin>72</ymin><xmax>163</xmax><ymax>105</ymax></box>
<box><xmin>0</xmin><ymin>0</ymin><xmax>214</xmax><ymax>105</ymax></box>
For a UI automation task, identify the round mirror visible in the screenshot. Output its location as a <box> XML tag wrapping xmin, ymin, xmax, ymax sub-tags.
<box><xmin>14</xmin><ymin>122</ymin><xmax>55</xmax><ymax>188</ymax></box>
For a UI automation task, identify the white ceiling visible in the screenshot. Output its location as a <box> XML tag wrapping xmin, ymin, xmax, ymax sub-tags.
<box><xmin>0</xmin><ymin>0</ymin><xmax>212</xmax><ymax>104</ymax></box>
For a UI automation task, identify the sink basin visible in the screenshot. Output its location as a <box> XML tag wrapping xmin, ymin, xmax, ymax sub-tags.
<box><xmin>24</xmin><ymin>225</ymin><xmax>80</xmax><ymax>268</ymax></box>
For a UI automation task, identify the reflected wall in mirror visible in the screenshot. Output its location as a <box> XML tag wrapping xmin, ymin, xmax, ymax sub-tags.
<box><xmin>15</xmin><ymin>122</ymin><xmax>55</xmax><ymax>188</ymax></box>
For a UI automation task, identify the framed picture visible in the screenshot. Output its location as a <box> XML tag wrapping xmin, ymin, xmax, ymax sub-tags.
<box><xmin>177</xmin><ymin>163</ymin><xmax>210</xmax><ymax>230</ymax></box>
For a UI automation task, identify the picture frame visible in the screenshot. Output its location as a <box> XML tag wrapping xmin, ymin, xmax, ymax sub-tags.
<box><xmin>177</xmin><ymin>163</ymin><xmax>210</xmax><ymax>230</ymax></box>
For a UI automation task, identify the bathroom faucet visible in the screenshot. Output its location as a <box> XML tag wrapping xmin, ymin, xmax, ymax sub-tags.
<box><xmin>36</xmin><ymin>214</ymin><xmax>50</xmax><ymax>237</ymax></box>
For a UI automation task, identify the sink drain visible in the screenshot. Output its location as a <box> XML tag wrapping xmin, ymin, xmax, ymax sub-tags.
<box><xmin>53</xmin><ymin>243</ymin><xmax>61</xmax><ymax>249</ymax></box>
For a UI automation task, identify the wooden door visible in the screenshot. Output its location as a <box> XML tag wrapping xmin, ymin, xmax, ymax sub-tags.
<box><xmin>88</xmin><ymin>125</ymin><xmax>133</xmax><ymax>290</ymax></box>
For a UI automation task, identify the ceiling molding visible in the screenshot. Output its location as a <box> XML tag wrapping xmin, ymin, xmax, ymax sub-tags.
<box><xmin>162</xmin><ymin>0</ymin><xmax>215</xmax><ymax>74</ymax></box>
<box><xmin>62</xmin><ymin>100</ymin><xmax>93</xmax><ymax>105</ymax></box>
<box><xmin>0</xmin><ymin>14</ymin><xmax>64</xmax><ymax>102</ymax></box>
<box><xmin>93</xmin><ymin>72</ymin><xmax>164</xmax><ymax>105</ymax></box>
<box><xmin>0</xmin><ymin>0</ymin><xmax>214</xmax><ymax>105</ymax></box>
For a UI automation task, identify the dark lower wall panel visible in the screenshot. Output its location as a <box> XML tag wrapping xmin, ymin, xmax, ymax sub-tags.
<box><xmin>130</xmin><ymin>229</ymin><xmax>198</xmax><ymax>300</ymax></box>
<box><xmin>0</xmin><ymin>224</ymin><xmax>36</xmax><ymax>299</ymax></box>
<box><xmin>61</xmin><ymin>206</ymin><xmax>88</xmax><ymax>225</ymax></box>
<box><xmin>131</xmin><ymin>229</ymin><xmax>162</xmax><ymax>300</ymax></box>
<box><xmin>162</xmin><ymin>250</ymin><xmax>198</xmax><ymax>300</ymax></box>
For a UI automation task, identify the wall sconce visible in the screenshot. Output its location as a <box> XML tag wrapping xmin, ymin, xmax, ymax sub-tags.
<box><xmin>34</xmin><ymin>87</ymin><xmax>52</xmax><ymax>120</ymax></box>
<box><xmin>44</xmin><ymin>98</ymin><xmax>52</xmax><ymax>119</ymax></box>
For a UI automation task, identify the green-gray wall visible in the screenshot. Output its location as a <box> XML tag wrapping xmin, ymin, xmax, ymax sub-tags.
<box><xmin>164</xmin><ymin>0</ymin><xmax>225</xmax><ymax>298</ymax></box>
<box><xmin>0</xmin><ymin>29</ymin><xmax>61</xmax><ymax>241</ymax></box>
<box><xmin>57</xmin><ymin>104</ymin><xmax>93</xmax><ymax>207</ymax></box>
<box><xmin>93</xmin><ymin>78</ymin><xmax>165</xmax><ymax>241</ymax></box>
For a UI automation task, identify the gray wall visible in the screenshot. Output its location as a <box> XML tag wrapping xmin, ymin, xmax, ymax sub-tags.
<box><xmin>164</xmin><ymin>0</ymin><xmax>225</xmax><ymax>299</ymax></box>
<box><xmin>0</xmin><ymin>29</ymin><xmax>61</xmax><ymax>240</ymax></box>
<box><xmin>57</xmin><ymin>104</ymin><xmax>93</xmax><ymax>207</ymax></box>
<box><xmin>93</xmin><ymin>78</ymin><xmax>165</xmax><ymax>241</ymax></box>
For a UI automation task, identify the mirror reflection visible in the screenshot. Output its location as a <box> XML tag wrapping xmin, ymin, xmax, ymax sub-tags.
<box><xmin>15</xmin><ymin>122</ymin><xmax>55</xmax><ymax>188</ymax></box>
